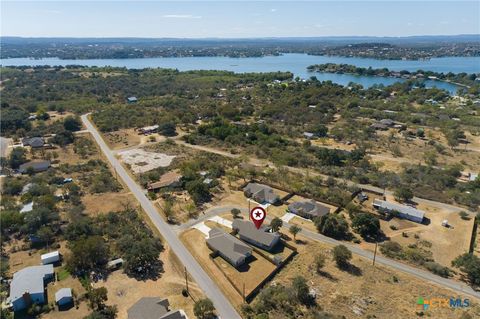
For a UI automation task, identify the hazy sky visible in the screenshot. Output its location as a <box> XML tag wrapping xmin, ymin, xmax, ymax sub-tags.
<box><xmin>2</xmin><ymin>1</ymin><xmax>479</xmax><ymax>38</ymax></box>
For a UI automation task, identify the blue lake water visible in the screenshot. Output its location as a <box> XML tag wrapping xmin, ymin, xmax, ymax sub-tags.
<box><xmin>2</xmin><ymin>54</ymin><xmax>480</xmax><ymax>94</ymax></box>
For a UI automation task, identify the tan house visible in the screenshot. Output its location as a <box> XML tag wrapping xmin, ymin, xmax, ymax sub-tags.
<box><xmin>147</xmin><ymin>171</ymin><xmax>182</xmax><ymax>191</ymax></box>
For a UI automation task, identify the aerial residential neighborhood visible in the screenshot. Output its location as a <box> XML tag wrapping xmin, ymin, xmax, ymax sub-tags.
<box><xmin>1</xmin><ymin>1</ymin><xmax>480</xmax><ymax>319</ymax></box>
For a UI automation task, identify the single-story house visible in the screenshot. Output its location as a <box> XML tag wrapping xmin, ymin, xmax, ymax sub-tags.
<box><xmin>147</xmin><ymin>171</ymin><xmax>183</xmax><ymax>192</ymax></box>
<box><xmin>243</xmin><ymin>183</ymin><xmax>280</xmax><ymax>205</ymax></box>
<box><xmin>8</xmin><ymin>265</ymin><xmax>54</xmax><ymax>311</ymax></box>
<box><xmin>18</xmin><ymin>160</ymin><xmax>51</xmax><ymax>174</ymax></box>
<box><xmin>288</xmin><ymin>200</ymin><xmax>330</xmax><ymax>220</ymax></box>
<box><xmin>55</xmin><ymin>288</ymin><xmax>73</xmax><ymax>307</ymax></box>
<box><xmin>379</xmin><ymin>119</ymin><xmax>395</xmax><ymax>127</ymax></box>
<box><xmin>206</xmin><ymin>228</ymin><xmax>252</xmax><ymax>267</ymax></box>
<box><xmin>139</xmin><ymin>125</ymin><xmax>159</xmax><ymax>135</ymax></box>
<box><xmin>128</xmin><ymin>297</ymin><xmax>187</xmax><ymax>319</ymax></box>
<box><xmin>20</xmin><ymin>202</ymin><xmax>34</xmax><ymax>214</ymax></box>
<box><xmin>22</xmin><ymin>137</ymin><xmax>45</xmax><ymax>149</ymax></box>
<box><xmin>232</xmin><ymin>220</ymin><xmax>281</xmax><ymax>251</ymax></box>
<box><xmin>373</xmin><ymin>199</ymin><xmax>425</xmax><ymax>223</ymax></box>
<box><xmin>41</xmin><ymin>251</ymin><xmax>60</xmax><ymax>265</ymax></box>
<box><xmin>127</xmin><ymin>96</ymin><xmax>138</xmax><ymax>103</ymax></box>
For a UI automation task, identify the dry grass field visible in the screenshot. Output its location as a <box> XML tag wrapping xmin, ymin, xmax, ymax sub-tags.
<box><xmin>103</xmin><ymin>128</ymin><xmax>142</xmax><ymax>150</ymax></box>
<box><xmin>82</xmin><ymin>192</ymin><xmax>137</xmax><ymax>216</ymax></box>
<box><xmin>269</xmin><ymin>236</ymin><xmax>480</xmax><ymax>319</ymax></box>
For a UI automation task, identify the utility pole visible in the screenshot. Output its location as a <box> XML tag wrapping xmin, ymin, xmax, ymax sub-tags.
<box><xmin>373</xmin><ymin>242</ymin><xmax>378</xmax><ymax>266</ymax></box>
<box><xmin>184</xmin><ymin>267</ymin><xmax>189</xmax><ymax>293</ymax></box>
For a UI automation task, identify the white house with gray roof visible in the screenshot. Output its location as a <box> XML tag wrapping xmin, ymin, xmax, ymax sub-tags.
<box><xmin>232</xmin><ymin>220</ymin><xmax>281</xmax><ymax>251</ymax></box>
<box><xmin>373</xmin><ymin>199</ymin><xmax>425</xmax><ymax>223</ymax></box>
<box><xmin>8</xmin><ymin>265</ymin><xmax>54</xmax><ymax>311</ymax></box>
<box><xmin>288</xmin><ymin>200</ymin><xmax>330</xmax><ymax>220</ymax></box>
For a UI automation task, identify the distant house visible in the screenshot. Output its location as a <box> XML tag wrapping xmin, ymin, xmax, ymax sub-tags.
<box><xmin>243</xmin><ymin>183</ymin><xmax>280</xmax><ymax>205</ymax></box>
<box><xmin>147</xmin><ymin>171</ymin><xmax>183</xmax><ymax>191</ymax></box>
<box><xmin>128</xmin><ymin>297</ymin><xmax>187</xmax><ymax>319</ymax></box>
<box><xmin>232</xmin><ymin>220</ymin><xmax>281</xmax><ymax>251</ymax></box>
<box><xmin>55</xmin><ymin>288</ymin><xmax>73</xmax><ymax>307</ymax></box>
<box><xmin>127</xmin><ymin>96</ymin><xmax>138</xmax><ymax>104</ymax></box>
<box><xmin>370</xmin><ymin>123</ymin><xmax>388</xmax><ymax>131</ymax></box>
<box><xmin>288</xmin><ymin>200</ymin><xmax>330</xmax><ymax>220</ymax></box>
<box><xmin>372</xmin><ymin>199</ymin><xmax>425</xmax><ymax>223</ymax></box>
<box><xmin>139</xmin><ymin>125</ymin><xmax>159</xmax><ymax>135</ymax></box>
<box><xmin>8</xmin><ymin>265</ymin><xmax>54</xmax><ymax>311</ymax></box>
<box><xmin>41</xmin><ymin>251</ymin><xmax>60</xmax><ymax>265</ymax></box>
<box><xmin>22</xmin><ymin>137</ymin><xmax>44</xmax><ymax>149</ymax></box>
<box><xmin>206</xmin><ymin>228</ymin><xmax>252</xmax><ymax>267</ymax></box>
<box><xmin>18</xmin><ymin>160</ymin><xmax>50</xmax><ymax>174</ymax></box>
<box><xmin>303</xmin><ymin>132</ymin><xmax>316</xmax><ymax>139</ymax></box>
<box><xmin>379</xmin><ymin>119</ymin><xmax>395</xmax><ymax>127</ymax></box>
<box><xmin>20</xmin><ymin>202</ymin><xmax>34</xmax><ymax>214</ymax></box>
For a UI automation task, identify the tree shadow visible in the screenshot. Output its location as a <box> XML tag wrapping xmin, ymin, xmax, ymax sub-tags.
<box><xmin>317</xmin><ymin>270</ymin><xmax>338</xmax><ymax>282</ymax></box>
<box><xmin>339</xmin><ymin>263</ymin><xmax>363</xmax><ymax>276</ymax></box>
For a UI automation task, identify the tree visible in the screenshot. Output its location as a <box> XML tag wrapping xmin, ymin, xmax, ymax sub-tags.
<box><xmin>231</xmin><ymin>208</ymin><xmax>241</xmax><ymax>219</ymax></box>
<box><xmin>186</xmin><ymin>180</ymin><xmax>211</xmax><ymax>205</ymax></box>
<box><xmin>332</xmin><ymin>245</ymin><xmax>352</xmax><ymax>268</ymax></box>
<box><xmin>87</xmin><ymin>287</ymin><xmax>108</xmax><ymax>311</ymax></box>
<box><xmin>314</xmin><ymin>253</ymin><xmax>327</xmax><ymax>273</ymax></box>
<box><xmin>8</xmin><ymin>148</ymin><xmax>27</xmax><ymax>169</ymax></box>
<box><xmin>351</xmin><ymin>213</ymin><xmax>381</xmax><ymax>240</ymax></box>
<box><xmin>67</xmin><ymin>236</ymin><xmax>108</xmax><ymax>273</ymax></box>
<box><xmin>270</xmin><ymin>217</ymin><xmax>283</xmax><ymax>232</ymax></box>
<box><xmin>289</xmin><ymin>225</ymin><xmax>301</xmax><ymax>241</ymax></box>
<box><xmin>314</xmin><ymin>214</ymin><xmax>349</xmax><ymax>239</ymax></box>
<box><xmin>193</xmin><ymin>298</ymin><xmax>215</xmax><ymax>319</ymax></box>
<box><xmin>394</xmin><ymin>186</ymin><xmax>414</xmax><ymax>202</ymax></box>
<box><xmin>36</xmin><ymin>226</ymin><xmax>54</xmax><ymax>246</ymax></box>
<box><xmin>452</xmin><ymin>253</ymin><xmax>480</xmax><ymax>286</ymax></box>
<box><xmin>159</xmin><ymin>122</ymin><xmax>177</xmax><ymax>136</ymax></box>
<box><xmin>292</xmin><ymin>276</ymin><xmax>312</xmax><ymax>305</ymax></box>
<box><xmin>63</xmin><ymin>116</ymin><xmax>82</xmax><ymax>132</ymax></box>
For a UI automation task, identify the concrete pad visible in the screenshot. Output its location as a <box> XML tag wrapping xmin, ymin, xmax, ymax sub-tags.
<box><xmin>281</xmin><ymin>212</ymin><xmax>296</xmax><ymax>223</ymax></box>
<box><xmin>192</xmin><ymin>222</ymin><xmax>211</xmax><ymax>237</ymax></box>
<box><xmin>208</xmin><ymin>216</ymin><xmax>233</xmax><ymax>229</ymax></box>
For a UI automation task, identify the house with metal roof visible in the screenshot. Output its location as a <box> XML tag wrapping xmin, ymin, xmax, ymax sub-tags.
<box><xmin>127</xmin><ymin>297</ymin><xmax>188</xmax><ymax>319</ymax></box>
<box><xmin>232</xmin><ymin>220</ymin><xmax>281</xmax><ymax>251</ymax></box>
<box><xmin>8</xmin><ymin>265</ymin><xmax>54</xmax><ymax>311</ymax></box>
<box><xmin>243</xmin><ymin>183</ymin><xmax>280</xmax><ymax>205</ymax></box>
<box><xmin>206</xmin><ymin>228</ymin><xmax>252</xmax><ymax>267</ymax></box>
<box><xmin>127</xmin><ymin>96</ymin><xmax>138</xmax><ymax>104</ymax></box>
<box><xmin>18</xmin><ymin>160</ymin><xmax>50</xmax><ymax>174</ymax></box>
<box><xmin>55</xmin><ymin>288</ymin><xmax>73</xmax><ymax>307</ymax></box>
<box><xmin>41</xmin><ymin>251</ymin><xmax>60</xmax><ymax>265</ymax></box>
<box><xmin>373</xmin><ymin>199</ymin><xmax>425</xmax><ymax>223</ymax></box>
<box><xmin>20</xmin><ymin>202</ymin><xmax>34</xmax><ymax>214</ymax></box>
<box><xmin>288</xmin><ymin>200</ymin><xmax>330</xmax><ymax>220</ymax></box>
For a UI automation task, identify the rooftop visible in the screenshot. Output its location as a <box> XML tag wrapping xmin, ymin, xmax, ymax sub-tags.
<box><xmin>9</xmin><ymin>265</ymin><xmax>54</xmax><ymax>304</ymax></box>
<box><xmin>55</xmin><ymin>288</ymin><xmax>72</xmax><ymax>302</ymax></box>
<box><xmin>207</xmin><ymin>228</ymin><xmax>252</xmax><ymax>265</ymax></box>
<box><xmin>127</xmin><ymin>297</ymin><xmax>186</xmax><ymax>319</ymax></box>
<box><xmin>148</xmin><ymin>171</ymin><xmax>182</xmax><ymax>190</ymax></box>
<box><xmin>288</xmin><ymin>200</ymin><xmax>330</xmax><ymax>218</ymax></box>
<box><xmin>232</xmin><ymin>219</ymin><xmax>280</xmax><ymax>247</ymax></box>
<box><xmin>373</xmin><ymin>199</ymin><xmax>425</xmax><ymax>220</ymax></box>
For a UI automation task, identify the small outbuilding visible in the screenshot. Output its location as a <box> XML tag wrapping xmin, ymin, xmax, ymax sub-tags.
<box><xmin>107</xmin><ymin>258</ymin><xmax>124</xmax><ymax>270</ymax></box>
<box><xmin>18</xmin><ymin>160</ymin><xmax>51</xmax><ymax>174</ymax></box>
<box><xmin>41</xmin><ymin>251</ymin><xmax>60</xmax><ymax>265</ymax></box>
<box><xmin>127</xmin><ymin>96</ymin><xmax>138</xmax><ymax>104</ymax></box>
<box><xmin>55</xmin><ymin>288</ymin><xmax>73</xmax><ymax>307</ymax></box>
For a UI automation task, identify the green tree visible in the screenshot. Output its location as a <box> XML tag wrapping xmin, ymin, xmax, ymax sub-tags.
<box><xmin>332</xmin><ymin>245</ymin><xmax>352</xmax><ymax>268</ymax></box>
<box><xmin>394</xmin><ymin>186</ymin><xmax>414</xmax><ymax>202</ymax></box>
<box><xmin>186</xmin><ymin>180</ymin><xmax>211</xmax><ymax>205</ymax></box>
<box><xmin>314</xmin><ymin>253</ymin><xmax>327</xmax><ymax>273</ymax></box>
<box><xmin>292</xmin><ymin>276</ymin><xmax>312</xmax><ymax>305</ymax></box>
<box><xmin>289</xmin><ymin>225</ymin><xmax>301</xmax><ymax>241</ymax></box>
<box><xmin>8</xmin><ymin>148</ymin><xmax>27</xmax><ymax>169</ymax></box>
<box><xmin>63</xmin><ymin>116</ymin><xmax>82</xmax><ymax>132</ymax></box>
<box><xmin>193</xmin><ymin>298</ymin><xmax>215</xmax><ymax>319</ymax></box>
<box><xmin>452</xmin><ymin>253</ymin><xmax>480</xmax><ymax>286</ymax></box>
<box><xmin>67</xmin><ymin>236</ymin><xmax>108</xmax><ymax>273</ymax></box>
<box><xmin>231</xmin><ymin>208</ymin><xmax>241</xmax><ymax>219</ymax></box>
<box><xmin>87</xmin><ymin>287</ymin><xmax>108</xmax><ymax>311</ymax></box>
<box><xmin>314</xmin><ymin>214</ymin><xmax>349</xmax><ymax>239</ymax></box>
<box><xmin>351</xmin><ymin>213</ymin><xmax>381</xmax><ymax>240</ymax></box>
<box><xmin>270</xmin><ymin>217</ymin><xmax>283</xmax><ymax>232</ymax></box>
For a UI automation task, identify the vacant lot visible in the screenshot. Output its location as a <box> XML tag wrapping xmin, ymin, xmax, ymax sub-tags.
<box><xmin>104</xmin><ymin>128</ymin><xmax>142</xmax><ymax>150</ymax></box>
<box><xmin>269</xmin><ymin>235</ymin><xmax>480</xmax><ymax>319</ymax></box>
<box><xmin>82</xmin><ymin>192</ymin><xmax>137</xmax><ymax>215</ymax></box>
<box><xmin>92</xmin><ymin>245</ymin><xmax>203</xmax><ymax>319</ymax></box>
<box><xmin>118</xmin><ymin>148</ymin><xmax>176</xmax><ymax>174</ymax></box>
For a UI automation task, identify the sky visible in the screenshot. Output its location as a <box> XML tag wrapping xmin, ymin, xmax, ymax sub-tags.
<box><xmin>1</xmin><ymin>1</ymin><xmax>479</xmax><ymax>38</ymax></box>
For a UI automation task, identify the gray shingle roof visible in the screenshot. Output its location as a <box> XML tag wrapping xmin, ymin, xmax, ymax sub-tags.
<box><xmin>9</xmin><ymin>265</ymin><xmax>54</xmax><ymax>304</ymax></box>
<box><xmin>288</xmin><ymin>200</ymin><xmax>330</xmax><ymax>218</ymax></box>
<box><xmin>232</xmin><ymin>220</ymin><xmax>280</xmax><ymax>248</ymax></box>
<box><xmin>18</xmin><ymin>160</ymin><xmax>50</xmax><ymax>173</ymax></box>
<box><xmin>244</xmin><ymin>183</ymin><xmax>279</xmax><ymax>204</ymax></box>
<box><xmin>127</xmin><ymin>297</ymin><xmax>186</xmax><ymax>319</ymax></box>
<box><xmin>207</xmin><ymin>228</ymin><xmax>252</xmax><ymax>265</ymax></box>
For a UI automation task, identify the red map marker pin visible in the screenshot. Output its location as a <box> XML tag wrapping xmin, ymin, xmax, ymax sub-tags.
<box><xmin>250</xmin><ymin>206</ymin><xmax>266</xmax><ymax>229</ymax></box>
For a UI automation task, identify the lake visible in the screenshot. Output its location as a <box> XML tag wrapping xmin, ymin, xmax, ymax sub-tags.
<box><xmin>3</xmin><ymin>54</ymin><xmax>480</xmax><ymax>94</ymax></box>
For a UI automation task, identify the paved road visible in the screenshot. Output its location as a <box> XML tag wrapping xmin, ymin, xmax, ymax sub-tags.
<box><xmin>189</xmin><ymin>207</ymin><xmax>480</xmax><ymax>300</ymax></box>
<box><xmin>81</xmin><ymin>115</ymin><xmax>241</xmax><ymax>319</ymax></box>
